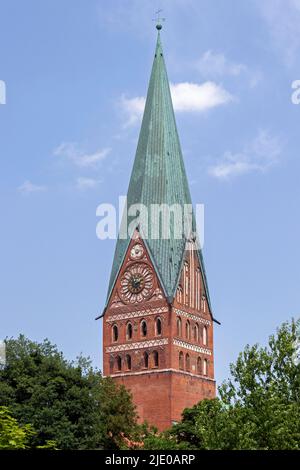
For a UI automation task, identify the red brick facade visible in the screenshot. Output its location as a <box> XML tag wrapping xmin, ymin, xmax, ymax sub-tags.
<box><xmin>103</xmin><ymin>235</ymin><xmax>215</xmax><ymax>431</ymax></box>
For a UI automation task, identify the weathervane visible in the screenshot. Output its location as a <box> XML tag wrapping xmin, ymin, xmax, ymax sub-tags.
<box><xmin>153</xmin><ymin>9</ymin><xmax>166</xmax><ymax>30</ymax></box>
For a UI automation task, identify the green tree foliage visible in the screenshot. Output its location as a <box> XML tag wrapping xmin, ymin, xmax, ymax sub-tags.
<box><xmin>97</xmin><ymin>376</ymin><xmax>138</xmax><ymax>449</ymax></box>
<box><xmin>0</xmin><ymin>406</ymin><xmax>34</xmax><ymax>449</ymax></box>
<box><xmin>0</xmin><ymin>336</ymin><xmax>137</xmax><ymax>449</ymax></box>
<box><xmin>153</xmin><ymin>319</ymin><xmax>300</xmax><ymax>450</ymax></box>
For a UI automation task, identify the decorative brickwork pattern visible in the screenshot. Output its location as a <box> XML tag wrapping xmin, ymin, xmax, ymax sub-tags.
<box><xmin>174</xmin><ymin>308</ymin><xmax>211</xmax><ymax>326</ymax></box>
<box><xmin>106</xmin><ymin>338</ymin><xmax>168</xmax><ymax>353</ymax></box>
<box><xmin>173</xmin><ymin>339</ymin><xmax>211</xmax><ymax>356</ymax></box>
<box><xmin>106</xmin><ymin>306</ymin><xmax>168</xmax><ymax>323</ymax></box>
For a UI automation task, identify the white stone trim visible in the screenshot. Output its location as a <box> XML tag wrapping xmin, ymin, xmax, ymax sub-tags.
<box><xmin>173</xmin><ymin>339</ymin><xmax>211</xmax><ymax>356</ymax></box>
<box><xmin>105</xmin><ymin>368</ymin><xmax>215</xmax><ymax>382</ymax></box>
<box><xmin>106</xmin><ymin>306</ymin><xmax>168</xmax><ymax>323</ymax></box>
<box><xmin>106</xmin><ymin>338</ymin><xmax>168</xmax><ymax>353</ymax></box>
<box><xmin>174</xmin><ymin>308</ymin><xmax>211</xmax><ymax>326</ymax></box>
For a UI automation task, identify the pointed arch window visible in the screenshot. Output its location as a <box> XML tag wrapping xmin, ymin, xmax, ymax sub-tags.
<box><xmin>197</xmin><ymin>357</ymin><xmax>201</xmax><ymax>375</ymax></box>
<box><xmin>177</xmin><ymin>317</ymin><xmax>182</xmax><ymax>337</ymax></box>
<box><xmin>153</xmin><ymin>351</ymin><xmax>159</xmax><ymax>368</ymax></box>
<box><xmin>116</xmin><ymin>355</ymin><xmax>122</xmax><ymax>371</ymax></box>
<box><xmin>184</xmin><ymin>261</ymin><xmax>189</xmax><ymax>306</ymax></box>
<box><xmin>203</xmin><ymin>359</ymin><xmax>208</xmax><ymax>376</ymax></box>
<box><xmin>125</xmin><ymin>354</ymin><xmax>132</xmax><ymax>370</ymax></box>
<box><xmin>202</xmin><ymin>294</ymin><xmax>206</xmax><ymax>313</ymax></box>
<box><xmin>177</xmin><ymin>285</ymin><xmax>183</xmax><ymax>304</ymax></box>
<box><xmin>194</xmin><ymin>323</ymin><xmax>199</xmax><ymax>342</ymax></box>
<box><xmin>185</xmin><ymin>320</ymin><xmax>190</xmax><ymax>340</ymax></box>
<box><xmin>179</xmin><ymin>351</ymin><xmax>184</xmax><ymax>370</ymax></box>
<box><xmin>143</xmin><ymin>352</ymin><xmax>149</xmax><ymax>369</ymax></box>
<box><xmin>141</xmin><ymin>320</ymin><xmax>147</xmax><ymax>337</ymax></box>
<box><xmin>112</xmin><ymin>325</ymin><xmax>118</xmax><ymax>342</ymax></box>
<box><xmin>156</xmin><ymin>317</ymin><xmax>162</xmax><ymax>336</ymax></box>
<box><xmin>110</xmin><ymin>357</ymin><xmax>114</xmax><ymax>374</ymax></box>
<box><xmin>196</xmin><ymin>268</ymin><xmax>201</xmax><ymax>310</ymax></box>
<box><xmin>203</xmin><ymin>326</ymin><xmax>208</xmax><ymax>346</ymax></box>
<box><xmin>126</xmin><ymin>322</ymin><xmax>133</xmax><ymax>340</ymax></box>
<box><xmin>186</xmin><ymin>353</ymin><xmax>190</xmax><ymax>372</ymax></box>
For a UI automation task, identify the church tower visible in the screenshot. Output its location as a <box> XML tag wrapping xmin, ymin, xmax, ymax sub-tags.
<box><xmin>101</xmin><ymin>24</ymin><xmax>218</xmax><ymax>431</ymax></box>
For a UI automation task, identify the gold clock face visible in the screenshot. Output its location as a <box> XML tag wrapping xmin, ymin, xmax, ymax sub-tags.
<box><xmin>120</xmin><ymin>264</ymin><xmax>154</xmax><ymax>303</ymax></box>
<box><xmin>130</xmin><ymin>244</ymin><xmax>144</xmax><ymax>260</ymax></box>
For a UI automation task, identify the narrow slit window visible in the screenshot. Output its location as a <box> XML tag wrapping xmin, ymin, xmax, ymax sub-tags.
<box><xmin>197</xmin><ymin>357</ymin><xmax>201</xmax><ymax>375</ymax></box>
<box><xmin>186</xmin><ymin>353</ymin><xmax>190</xmax><ymax>371</ymax></box>
<box><xmin>126</xmin><ymin>323</ymin><xmax>133</xmax><ymax>340</ymax></box>
<box><xmin>156</xmin><ymin>318</ymin><xmax>162</xmax><ymax>336</ymax></box>
<box><xmin>194</xmin><ymin>323</ymin><xmax>199</xmax><ymax>342</ymax></box>
<box><xmin>177</xmin><ymin>317</ymin><xmax>182</xmax><ymax>336</ymax></box>
<box><xmin>153</xmin><ymin>351</ymin><xmax>159</xmax><ymax>368</ymax></box>
<box><xmin>126</xmin><ymin>354</ymin><xmax>131</xmax><ymax>370</ymax></box>
<box><xmin>141</xmin><ymin>320</ymin><xmax>147</xmax><ymax>337</ymax></box>
<box><xmin>203</xmin><ymin>326</ymin><xmax>208</xmax><ymax>346</ymax></box>
<box><xmin>143</xmin><ymin>352</ymin><xmax>149</xmax><ymax>368</ymax></box>
<box><xmin>179</xmin><ymin>351</ymin><xmax>184</xmax><ymax>370</ymax></box>
<box><xmin>116</xmin><ymin>355</ymin><xmax>122</xmax><ymax>371</ymax></box>
<box><xmin>186</xmin><ymin>321</ymin><xmax>190</xmax><ymax>340</ymax></box>
<box><xmin>112</xmin><ymin>325</ymin><xmax>118</xmax><ymax>342</ymax></box>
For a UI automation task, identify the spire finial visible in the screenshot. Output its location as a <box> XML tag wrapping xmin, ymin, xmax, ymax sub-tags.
<box><xmin>153</xmin><ymin>9</ymin><xmax>165</xmax><ymax>31</ymax></box>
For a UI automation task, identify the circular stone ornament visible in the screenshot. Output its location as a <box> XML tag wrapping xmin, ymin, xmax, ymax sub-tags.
<box><xmin>130</xmin><ymin>244</ymin><xmax>144</xmax><ymax>260</ymax></box>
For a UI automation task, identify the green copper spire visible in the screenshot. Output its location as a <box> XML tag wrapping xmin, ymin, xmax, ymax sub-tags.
<box><xmin>106</xmin><ymin>29</ymin><xmax>211</xmax><ymax>310</ymax></box>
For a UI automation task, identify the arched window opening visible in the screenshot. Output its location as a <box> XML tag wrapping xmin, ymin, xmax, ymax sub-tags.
<box><xmin>177</xmin><ymin>317</ymin><xmax>182</xmax><ymax>337</ymax></box>
<box><xmin>203</xmin><ymin>326</ymin><xmax>208</xmax><ymax>346</ymax></box>
<box><xmin>185</xmin><ymin>321</ymin><xmax>190</xmax><ymax>340</ymax></box>
<box><xmin>196</xmin><ymin>268</ymin><xmax>201</xmax><ymax>310</ymax></box>
<box><xmin>194</xmin><ymin>323</ymin><xmax>199</xmax><ymax>342</ymax></box>
<box><xmin>143</xmin><ymin>352</ymin><xmax>149</xmax><ymax>369</ymax></box>
<box><xmin>202</xmin><ymin>294</ymin><xmax>206</xmax><ymax>313</ymax></box>
<box><xmin>184</xmin><ymin>262</ymin><xmax>189</xmax><ymax>305</ymax></box>
<box><xmin>197</xmin><ymin>357</ymin><xmax>201</xmax><ymax>375</ymax></box>
<box><xmin>126</xmin><ymin>354</ymin><xmax>131</xmax><ymax>370</ymax></box>
<box><xmin>153</xmin><ymin>351</ymin><xmax>159</xmax><ymax>368</ymax></box>
<box><xmin>177</xmin><ymin>285</ymin><xmax>183</xmax><ymax>304</ymax></box>
<box><xmin>112</xmin><ymin>325</ymin><xmax>118</xmax><ymax>342</ymax></box>
<box><xmin>126</xmin><ymin>322</ymin><xmax>133</xmax><ymax>340</ymax></box>
<box><xmin>179</xmin><ymin>351</ymin><xmax>184</xmax><ymax>370</ymax></box>
<box><xmin>203</xmin><ymin>359</ymin><xmax>208</xmax><ymax>376</ymax></box>
<box><xmin>116</xmin><ymin>355</ymin><xmax>122</xmax><ymax>371</ymax></box>
<box><xmin>156</xmin><ymin>317</ymin><xmax>162</xmax><ymax>336</ymax></box>
<box><xmin>186</xmin><ymin>353</ymin><xmax>190</xmax><ymax>372</ymax></box>
<box><xmin>141</xmin><ymin>320</ymin><xmax>147</xmax><ymax>337</ymax></box>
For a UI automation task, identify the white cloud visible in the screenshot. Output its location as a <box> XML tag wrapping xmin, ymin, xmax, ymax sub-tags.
<box><xmin>76</xmin><ymin>177</ymin><xmax>101</xmax><ymax>190</ymax></box>
<box><xmin>196</xmin><ymin>51</ymin><xmax>246</xmax><ymax>77</ymax></box>
<box><xmin>170</xmin><ymin>81</ymin><xmax>233</xmax><ymax>112</ymax></box>
<box><xmin>18</xmin><ymin>180</ymin><xmax>47</xmax><ymax>194</ymax></box>
<box><xmin>121</xmin><ymin>81</ymin><xmax>233</xmax><ymax>126</ymax></box>
<box><xmin>120</xmin><ymin>95</ymin><xmax>146</xmax><ymax>128</ymax></box>
<box><xmin>53</xmin><ymin>143</ymin><xmax>111</xmax><ymax>168</ymax></box>
<box><xmin>209</xmin><ymin>131</ymin><xmax>282</xmax><ymax>180</ymax></box>
<box><xmin>257</xmin><ymin>0</ymin><xmax>300</xmax><ymax>66</ymax></box>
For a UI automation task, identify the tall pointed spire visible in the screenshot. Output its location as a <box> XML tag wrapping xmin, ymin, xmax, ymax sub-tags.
<box><xmin>106</xmin><ymin>27</ymin><xmax>211</xmax><ymax>309</ymax></box>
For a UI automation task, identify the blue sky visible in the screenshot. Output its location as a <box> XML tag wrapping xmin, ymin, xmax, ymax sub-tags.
<box><xmin>0</xmin><ymin>0</ymin><xmax>300</xmax><ymax>385</ymax></box>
